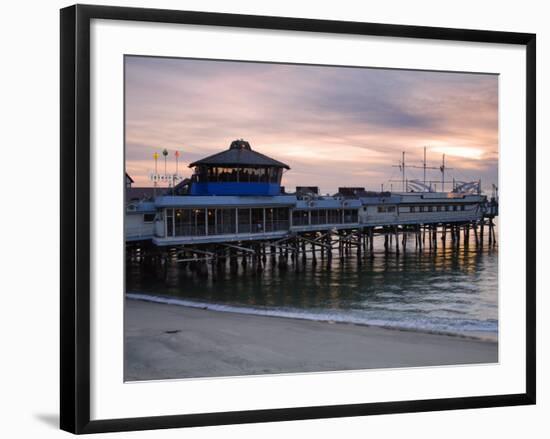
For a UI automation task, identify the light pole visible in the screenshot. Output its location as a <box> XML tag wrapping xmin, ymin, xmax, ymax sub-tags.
<box><xmin>162</xmin><ymin>148</ymin><xmax>168</xmax><ymax>178</ymax></box>
<box><xmin>153</xmin><ymin>151</ymin><xmax>159</xmax><ymax>197</ymax></box>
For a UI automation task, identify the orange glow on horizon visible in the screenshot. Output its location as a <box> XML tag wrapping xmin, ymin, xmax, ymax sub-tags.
<box><xmin>431</xmin><ymin>146</ymin><xmax>485</xmax><ymax>160</ymax></box>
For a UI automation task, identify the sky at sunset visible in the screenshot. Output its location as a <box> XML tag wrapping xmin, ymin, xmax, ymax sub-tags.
<box><xmin>125</xmin><ymin>56</ymin><xmax>498</xmax><ymax>194</ymax></box>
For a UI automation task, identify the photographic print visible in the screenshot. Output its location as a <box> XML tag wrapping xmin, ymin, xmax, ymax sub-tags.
<box><xmin>123</xmin><ymin>55</ymin><xmax>499</xmax><ymax>382</ymax></box>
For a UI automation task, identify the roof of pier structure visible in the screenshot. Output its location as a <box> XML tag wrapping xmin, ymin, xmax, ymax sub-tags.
<box><xmin>189</xmin><ymin>139</ymin><xmax>290</xmax><ymax>169</ymax></box>
<box><xmin>155</xmin><ymin>195</ymin><xmax>297</xmax><ymax>208</ymax></box>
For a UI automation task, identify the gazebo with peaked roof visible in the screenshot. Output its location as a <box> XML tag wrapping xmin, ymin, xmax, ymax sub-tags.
<box><xmin>188</xmin><ymin>139</ymin><xmax>290</xmax><ymax>196</ymax></box>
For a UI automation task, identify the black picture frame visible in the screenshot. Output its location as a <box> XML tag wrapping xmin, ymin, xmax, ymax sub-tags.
<box><xmin>60</xmin><ymin>4</ymin><xmax>536</xmax><ymax>434</ymax></box>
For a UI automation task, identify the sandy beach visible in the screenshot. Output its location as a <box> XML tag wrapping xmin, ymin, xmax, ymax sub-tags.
<box><xmin>124</xmin><ymin>298</ymin><xmax>498</xmax><ymax>381</ymax></box>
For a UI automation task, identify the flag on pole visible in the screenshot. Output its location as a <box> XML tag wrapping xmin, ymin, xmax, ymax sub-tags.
<box><xmin>153</xmin><ymin>152</ymin><xmax>159</xmax><ymax>174</ymax></box>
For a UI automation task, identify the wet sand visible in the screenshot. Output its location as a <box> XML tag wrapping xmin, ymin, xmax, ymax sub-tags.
<box><xmin>124</xmin><ymin>298</ymin><xmax>498</xmax><ymax>381</ymax></box>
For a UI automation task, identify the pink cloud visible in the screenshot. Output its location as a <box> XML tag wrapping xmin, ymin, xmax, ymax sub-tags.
<box><xmin>125</xmin><ymin>56</ymin><xmax>498</xmax><ymax>193</ymax></box>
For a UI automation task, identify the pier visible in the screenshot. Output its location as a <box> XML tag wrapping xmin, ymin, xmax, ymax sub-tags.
<box><xmin>126</xmin><ymin>139</ymin><xmax>498</xmax><ymax>277</ymax></box>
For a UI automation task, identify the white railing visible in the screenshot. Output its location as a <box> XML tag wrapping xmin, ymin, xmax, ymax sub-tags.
<box><xmin>367</xmin><ymin>210</ymin><xmax>482</xmax><ymax>226</ymax></box>
<box><xmin>125</xmin><ymin>224</ymin><xmax>155</xmax><ymax>240</ymax></box>
<box><xmin>154</xmin><ymin>229</ymin><xmax>288</xmax><ymax>245</ymax></box>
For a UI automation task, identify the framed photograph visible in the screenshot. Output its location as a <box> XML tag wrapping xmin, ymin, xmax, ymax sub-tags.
<box><xmin>60</xmin><ymin>4</ymin><xmax>536</xmax><ymax>434</ymax></box>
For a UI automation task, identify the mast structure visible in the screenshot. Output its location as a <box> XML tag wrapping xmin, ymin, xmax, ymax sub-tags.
<box><xmin>402</xmin><ymin>151</ymin><xmax>405</xmax><ymax>191</ymax></box>
<box><xmin>390</xmin><ymin>148</ymin><xmax>454</xmax><ymax>193</ymax></box>
<box><xmin>441</xmin><ymin>154</ymin><xmax>445</xmax><ymax>191</ymax></box>
<box><xmin>423</xmin><ymin>146</ymin><xmax>427</xmax><ymax>185</ymax></box>
<box><xmin>412</xmin><ymin>146</ymin><xmax>442</xmax><ymax>189</ymax></box>
<box><xmin>439</xmin><ymin>154</ymin><xmax>454</xmax><ymax>192</ymax></box>
<box><xmin>391</xmin><ymin>151</ymin><xmax>410</xmax><ymax>192</ymax></box>
<box><xmin>390</xmin><ymin>151</ymin><xmax>406</xmax><ymax>192</ymax></box>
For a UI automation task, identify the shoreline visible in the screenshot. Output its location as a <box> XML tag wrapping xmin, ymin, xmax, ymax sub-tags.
<box><xmin>126</xmin><ymin>292</ymin><xmax>497</xmax><ymax>343</ymax></box>
<box><xmin>125</xmin><ymin>298</ymin><xmax>498</xmax><ymax>381</ymax></box>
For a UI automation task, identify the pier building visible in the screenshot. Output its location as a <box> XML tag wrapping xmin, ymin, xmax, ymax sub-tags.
<box><xmin>187</xmin><ymin>139</ymin><xmax>289</xmax><ymax>196</ymax></box>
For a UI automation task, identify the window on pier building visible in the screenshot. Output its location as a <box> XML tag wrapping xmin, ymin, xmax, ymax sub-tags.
<box><xmin>211</xmin><ymin>208</ymin><xmax>237</xmax><ymax>235</ymax></box>
<box><xmin>251</xmin><ymin>208</ymin><xmax>264</xmax><ymax>233</ymax></box>
<box><xmin>292</xmin><ymin>210</ymin><xmax>309</xmax><ymax>226</ymax></box>
<box><xmin>445</xmin><ymin>205</ymin><xmax>450</xmax><ymax>211</ymax></box>
<box><xmin>194</xmin><ymin>209</ymin><xmax>206</xmax><ymax>236</ymax></box>
<box><xmin>167</xmin><ymin>207</ymin><xmax>291</xmax><ymax>236</ymax></box>
<box><xmin>246</xmin><ymin>168</ymin><xmax>259</xmax><ymax>183</ymax></box>
<box><xmin>207</xmin><ymin>167</ymin><xmax>218</xmax><ymax>182</ymax></box>
<box><xmin>208</xmin><ymin>207</ymin><xmax>289</xmax><ymax>235</ymax></box>
<box><xmin>237</xmin><ymin>168</ymin><xmax>250</xmax><ymax>183</ymax></box>
<box><xmin>236</xmin><ymin>207</ymin><xmax>265</xmax><ymax>234</ymax></box>
<box><xmin>343</xmin><ymin>209</ymin><xmax>358</xmax><ymax>223</ymax></box>
<box><xmin>410</xmin><ymin>206</ymin><xmax>416</xmax><ymax>213</ymax></box>
<box><xmin>436</xmin><ymin>206</ymin><xmax>442</xmax><ymax>212</ymax></box>
<box><xmin>196</xmin><ymin>166</ymin><xmax>209</xmax><ymax>183</ymax></box>
<box><xmin>328</xmin><ymin>209</ymin><xmax>341</xmax><ymax>224</ymax></box>
<box><xmin>207</xmin><ymin>209</ymin><xmax>215</xmax><ymax>235</ymax></box>
<box><xmin>293</xmin><ymin>208</ymin><xmax>352</xmax><ymax>226</ymax></box>
<box><xmin>377</xmin><ymin>206</ymin><xmax>396</xmax><ymax>213</ymax></box>
<box><xmin>201</xmin><ymin>167</ymin><xmax>283</xmax><ymax>184</ymax></box>
<box><xmin>265</xmin><ymin>207</ymin><xmax>290</xmax><ymax>231</ymax></box>
<box><xmin>237</xmin><ymin>208</ymin><xmax>252</xmax><ymax>234</ymax></box>
<box><xmin>216</xmin><ymin>167</ymin><xmax>238</xmax><ymax>182</ymax></box>
<box><xmin>460</xmin><ymin>205</ymin><xmax>465</xmax><ymax>211</ymax></box>
<box><xmin>268</xmin><ymin>168</ymin><xmax>282</xmax><ymax>184</ymax></box>
<box><xmin>428</xmin><ymin>206</ymin><xmax>434</xmax><ymax>212</ymax></box>
<box><xmin>250</xmin><ymin>168</ymin><xmax>268</xmax><ymax>183</ymax></box>
<box><xmin>453</xmin><ymin>205</ymin><xmax>458</xmax><ymax>211</ymax></box>
<box><xmin>235</xmin><ymin>168</ymin><xmax>275</xmax><ymax>184</ymax></box>
<box><xmin>171</xmin><ymin>208</ymin><xmax>207</xmax><ymax>236</ymax></box>
<box><xmin>265</xmin><ymin>208</ymin><xmax>275</xmax><ymax>231</ymax></box>
<box><xmin>419</xmin><ymin>206</ymin><xmax>425</xmax><ymax>212</ymax></box>
<box><xmin>311</xmin><ymin>209</ymin><xmax>328</xmax><ymax>225</ymax></box>
<box><xmin>261</xmin><ymin>169</ymin><xmax>271</xmax><ymax>183</ymax></box>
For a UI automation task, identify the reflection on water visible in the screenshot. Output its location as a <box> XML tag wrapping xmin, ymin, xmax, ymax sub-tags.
<box><xmin>126</xmin><ymin>230</ymin><xmax>498</xmax><ymax>341</ymax></box>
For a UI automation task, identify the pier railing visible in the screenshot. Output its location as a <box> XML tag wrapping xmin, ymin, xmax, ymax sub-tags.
<box><xmin>125</xmin><ymin>224</ymin><xmax>155</xmax><ymax>241</ymax></box>
<box><xmin>170</xmin><ymin>220</ymin><xmax>291</xmax><ymax>238</ymax></box>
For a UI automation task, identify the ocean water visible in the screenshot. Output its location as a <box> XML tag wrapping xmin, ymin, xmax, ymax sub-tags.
<box><xmin>126</xmin><ymin>230</ymin><xmax>498</xmax><ymax>341</ymax></box>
